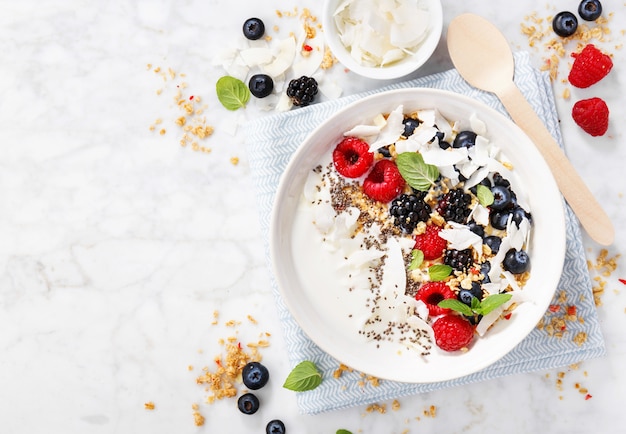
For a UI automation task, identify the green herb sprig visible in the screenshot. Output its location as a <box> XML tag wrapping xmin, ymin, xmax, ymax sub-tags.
<box><xmin>283</xmin><ymin>361</ymin><xmax>322</xmax><ymax>392</ymax></box>
<box><xmin>396</xmin><ymin>152</ymin><xmax>439</xmax><ymax>192</ymax></box>
<box><xmin>216</xmin><ymin>76</ymin><xmax>250</xmax><ymax>110</ymax></box>
<box><xmin>438</xmin><ymin>293</ymin><xmax>512</xmax><ymax>317</ymax></box>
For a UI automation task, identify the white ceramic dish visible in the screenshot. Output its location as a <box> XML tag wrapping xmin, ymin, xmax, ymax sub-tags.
<box><xmin>321</xmin><ymin>0</ymin><xmax>443</xmax><ymax>80</ymax></box>
<box><xmin>269</xmin><ymin>88</ymin><xmax>566</xmax><ymax>383</ymax></box>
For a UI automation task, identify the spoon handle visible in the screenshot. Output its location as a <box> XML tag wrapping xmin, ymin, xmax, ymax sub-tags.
<box><xmin>496</xmin><ymin>82</ymin><xmax>614</xmax><ymax>246</ymax></box>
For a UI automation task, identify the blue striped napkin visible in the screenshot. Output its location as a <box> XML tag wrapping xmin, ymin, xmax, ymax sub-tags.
<box><xmin>245</xmin><ymin>52</ymin><xmax>606</xmax><ymax>414</ymax></box>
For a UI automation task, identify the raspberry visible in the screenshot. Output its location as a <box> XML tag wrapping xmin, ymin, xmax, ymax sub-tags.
<box><xmin>432</xmin><ymin>314</ymin><xmax>475</xmax><ymax>352</ymax></box>
<box><xmin>414</xmin><ymin>225</ymin><xmax>447</xmax><ymax>260</ymax></box>
<box><xmin>415</xmin><ymin>282</ymin><xmax>456</xmax><ymax>317</ymax></box>
<box><xmin>568</xmin><ymin>44</ymin><xmax>613</xmax><ymax>88</ymax></box>
<box><xmin>332</xmin><ymin>137</ymin><xmax>374</xmax><ymax>178</ymax></box>
<box><xmin>362</xmin><ymin>159</ymin><xmax>405</xmax><ymax>203</ymax></box>
<box><xmin>572</xmin><ymin>97</ymin><xmax>609</xmax><ymax>137</ymax></box>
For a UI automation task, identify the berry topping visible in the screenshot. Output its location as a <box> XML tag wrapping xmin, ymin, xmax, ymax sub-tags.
<box><xmin>444</xmin><ymin>248</ymin><xmax>474</xmax><ymax>272</ymax></box>
<box><xmin>415</xmin><ymin>281</ymin><xmax>456</xmax><ymax>317</ymax></box>
<box><xmin>436</xmin><ymin>188</ymin><xmax>472</xmax><ymax>224</ymax></box>
<box><xmin>483</xmin><ymin>235</ymin><xmax>502</xmax><ymax>254</ymax></box>
<box><xmin>490</xmin><ymin>184</ymin><xmax>514</xmax><ymax>211</ymax></box>
<box><xmin>237</xmin><ymin>393</ymin><xmax>260</xmax><ymax>415</ymax></box>
<box><xmin>362</xmin><ymin>159</ymin><xmax>406</xmax><ymax>203</ymax></box>
<box><xmin>572</xmin><ymin>97</ymin><xmax>609</xmax><ymax>136</ymax></box>
<box><xmin>242</xmin><ymin>361</ymin><xmax>270</xmax><ymax>390</ymax></box>
<box><xmin>458</xmin><ymin>282</ymin><xmax>483</xmax><ymax>306</ymax></box>
<box><xmin>552</xmin><ymin>11</ymin><xmax>578</xmax><ymax>37</ymax></box>
<box><xmin>578</xmin><ymin>0</ymin><xmax>602</xmax><ymax>21</ymax></box>
<box><xmin>332</xmin><ymin>137</ymin><xmax>374</xmax><ymax>178</ymax></box>
<box><xmin>432</xmin><ymin>314</ymin><xmax>475</xmax><ymax>352</ymax></box>
<box><xmin>243</xmin><ymin>18</ymin><xmax>265</xmax><ymax>40</ymax></box>
<box><xmin>390</xmin><ymin>193</ymin><xmax>431</xmax><ymax>233</ymax></box>
<box><xmin>402</xmin><ymin>118</ymin><xmax>420</xmax><ymax>137</ymax></box>
<box><xmin>568</xmin><ymin>44</ymin><xmax>613</xmax><ymax>88</ymax></box>
<box><xmin>248</xmin><ymin>74</ymin><xmax>274</xmax><ymax>98</ymax></box>
<box><xmin>413</xmin><ymin>225</ymin><xmax>447</xmax><ymax>260</ymax></box>
<box><xmin>503</xmin><ymin>248</ymin><xmax>531</xmax><ymax>274</ymax></box>
<box><xmin>286</xmin><ymin>76</ymin><xmax>318</xmax><ymax>106</ymax></box>
<box><xmin>452</xmin><ymin>130</ymin><xmax>477</xmax><ymax>148</ymax></box>
<box><xmin>266</xmin><ymin>419</ymin><xmax>286</xmax><ymax>434</ymax></box>
<box><xmin>467</xmin><ymin>220</ymin><xmax>485</xmax><ymax>238</ymax></box>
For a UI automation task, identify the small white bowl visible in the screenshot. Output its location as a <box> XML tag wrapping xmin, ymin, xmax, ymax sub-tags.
<box><xmin>322</xmin><ymin>0</ymin><xmax>443</xmax><ymax>80</ymax></box>
<box><xmin>270</xmin><ymin>88</ymin><xmax>566</xmax><ymax>383</ymax></box>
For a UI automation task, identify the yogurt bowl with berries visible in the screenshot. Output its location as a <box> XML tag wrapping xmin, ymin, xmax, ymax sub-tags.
<box><xmin>270</xmin><ymin>88</ymin><xmax>565</xmax><ymax>383</ymax></box>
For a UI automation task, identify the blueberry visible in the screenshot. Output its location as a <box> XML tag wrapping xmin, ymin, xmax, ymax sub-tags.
<box><xmin>490</xmin><ymin>185</ymin><xmax>513</xmax><ymax>211</ymax></box>
<box><xmin>511</xmin><ymin>206</ymin><xmax>531</xmax><ymax>227</ymax></box>
<box><xmin>480</xmin><ymin>262</ymin><xmax>491</xmax><ymax>283</ymax></box>
<box><xmin>492</xmin><ymin>172</ymin><xmax>510</xmax><ymax>188</ymax></box>
<box><xmin>468</xmin><ymin>220</ymin><xmax>485</xmax><ymax>238</ymax></box>
<box><xmin>483</xmin><ymin>235</ymin><xmax>502</xmax><ymax>254</ymax></box>
<box><xmin>490</xmin><ymin>210</ymin><xmax>511</xmax><ymax>230</ymax></box>
<box><xmin>377</xmin><ymin>145</ymin><xmax>392</xmax><ymax>158</ymax></box>
<box><xmin>458</xmin><ymin>289</ymin><xmax>475</xmax><ymax>306</ymax></box>
<box><xmin>237</xmin><ymin>393</ymin><xmax>260</xmax><ymax>415</ymax></box>
<box><xmin>552</xmin><ymin>11</ymin><xmax>578</xmax><ymax>37</ymax></box>
<box><xmin>402</xmin><ymin>118</ymin><xmax>420</xmax><ymax>137</ymax></box>
<box><xmin>242</xmin><ymin>361</ymin><xmax>270</xmax><ymax>390</ymax></box>
<box><xmin>452</xmin><ymin>130</ymin><xmax>477</xmax><ymax>148</ymax></box>
<box><xmin>439</xmin><ymin>140</ymin><xmax>451</xmax><ymax>150</ymax></box>
<box><xmin>503</xmin><ymin>249</ymin><xmax>531</xmax><ymax>274</ymax></box>
<box><xmin>243</xmin><ymin>17</ymin><xmax>265</xmax><ymax>40</ymax></box>
<box><xmin>431</xmin><ymin>130</ymin><xmax>445</xmax><ymax>144</ymax></box>
<box><xmin>248</xmin><ymin>74</ymin><xmax>274</xmax><ymax>98</ymax></box>
<box><xmin>266</xmin><ymin>419</ymin><xmax>286</xmax><ymax>434</ymax></box>
<box><xmin>578</xmin><ymin>0</ymin><xmax>602</xmax><ymax>21</ymax></box>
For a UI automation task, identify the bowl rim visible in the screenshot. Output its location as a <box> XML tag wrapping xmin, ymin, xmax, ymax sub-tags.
<box><xmin>269</xmin><ymin>87</ymin><xmax>566</xmax><ymax>383</ymax></box>
<box><xmin>321</xmin><ymin>0</ymin><xmax>444</xmax><ymax>80</ymax></box>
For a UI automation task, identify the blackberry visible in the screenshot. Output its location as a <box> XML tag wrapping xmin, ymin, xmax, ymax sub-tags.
<box><xmin>444</xmin><ymin>248</ymin><xmax>474</xmax><ymax>272</ymax></box>
<box><xmin>436</xmin><ymin>188</ymin><xmax>471</xmax><ymax>224</ymax></box>
<box><xmin>286</xmin><ymin>76</ymin><xmax>318</xmax><ymax>106</ymax></box>
<box><xmin>389</xmin><ymin>193</ymin><xmax>431</xmax><ymax>233</ymax></box>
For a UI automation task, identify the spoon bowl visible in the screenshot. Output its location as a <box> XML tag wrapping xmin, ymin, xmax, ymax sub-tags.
<box><xmin>447</xmin><ymin>13</ymin><xmax>614</xmax><ymax>246</ymax></box>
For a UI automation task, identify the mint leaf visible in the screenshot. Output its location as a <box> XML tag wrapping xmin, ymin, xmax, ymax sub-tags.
<box><xmin>428</xmin><ymin>264</ymin><xmax>452</xmax><ymax>281</ymax></box>
<box><xmin>438</xmin><ymin>298</ymin><xmax>474</xmax><ymax>316</ymax></box>
<box><xmin>283</xmin><ymin>361</ymin><xmax>322</xmax><ymax>392</ymax></box>
<box><xmin>476</xmin><ymin>184</ymin><xmax>494</xmax><ymax>207</ymax></box>
<box><xmin>396</xmin><ymin>152</ymin><xmax>439</xmax><ymax>192</ymax></box>
<box><xmin>337</xmin><ymin>430</ymin><xmax>353</xmax><ymax>434</ymax></box>
<box><xmin>408</xmin><ymin>249</ymin><xmax>424</xmax><ymax>271</ymax></box>
<box><xmin>216</xmin><ymin>76</ymin><xmax>250</xmax><ymax>110</ymax></box>
<box><xmin>477</xmin><ymin>293</ymin><xmax>512</xmax><ymax>316</ymax></box>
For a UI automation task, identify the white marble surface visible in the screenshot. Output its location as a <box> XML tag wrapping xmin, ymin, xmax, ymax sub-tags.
<box><xmin>0</xmin><ymin>0</ymin><xmax>624</xmax><ymax>433</ymax></box>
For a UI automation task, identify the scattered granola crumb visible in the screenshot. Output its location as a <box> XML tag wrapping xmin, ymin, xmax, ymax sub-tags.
<box><xmin>144</xmin><ymin>401</ymin><xmax>155</xmax><ymax>410</ymax></box>
<box><xmin>424</xmin><ymin>405</ymin><xmax>437</xmax><ymax>418</ymax></box>
<box><xmin>147</xmin><ymin>64</ymin><xmax>214</xmax><ymax>154</ymax></box>
<box><xmin>192</xmin><ymin>405</ymin><xmax>205</xmax><ymax>426</ymax></box>
<box><xmin>587</xmin><ymin>249</ymin><xmax>621</xmax><ymax>306</ymax></box>
<box><xmin>391</xmin><ymin>399</ymin><xmax>401</xmax><ymax>411</ymax></box>
<box><xmin>365</xmin><ymin>403</ymin><xmax>387</xmax><ymax>414</ymax></box>
<box><xmin>230</xmin><ymin>156</ymin><xmax>240</xmax><ymax>166</ymax></box>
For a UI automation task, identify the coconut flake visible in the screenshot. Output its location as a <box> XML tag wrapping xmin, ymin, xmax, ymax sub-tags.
<box><xmin>333</xmin><ymin>0</ymin><xmax>431</xmax><ymax>67</ymax></box>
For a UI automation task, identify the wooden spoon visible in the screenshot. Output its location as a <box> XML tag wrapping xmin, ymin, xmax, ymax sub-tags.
<box><xmin>447</xmin><ymin>13</ymin><xmax>614</xmax><ymax>246</ymax></box>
